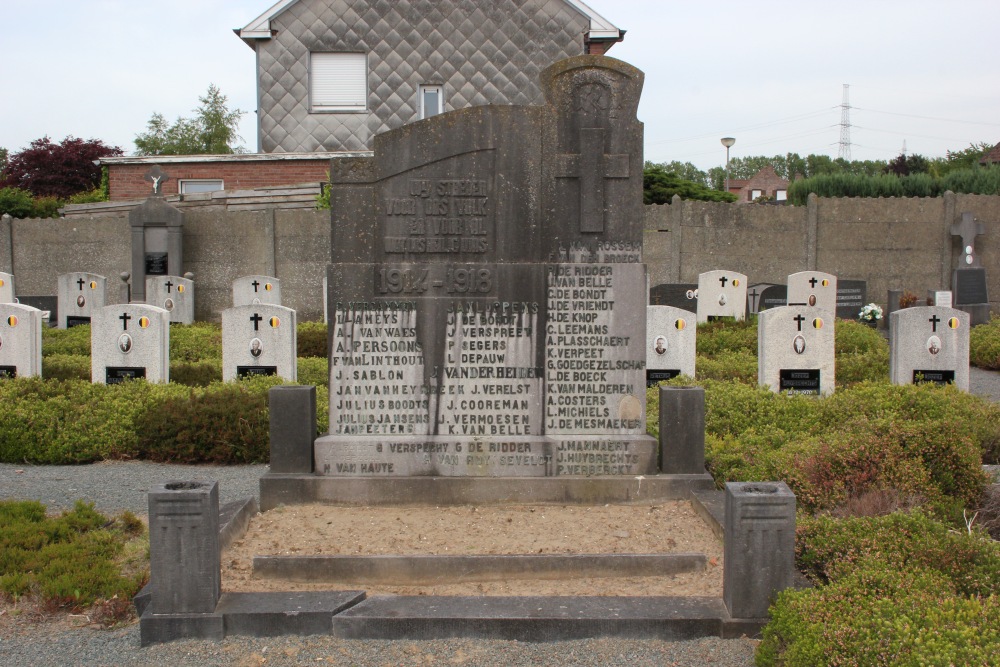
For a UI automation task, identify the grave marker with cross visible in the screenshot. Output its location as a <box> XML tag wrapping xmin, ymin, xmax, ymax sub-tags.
<box><xmin>144</xmin><ymin>275</ymin><xmax>194</xmax><ymax>325</ymax></box>
<box><xmin>889</xmin><ymin>306</ymin><xmax>970</xmax><ymax>391</ymax></box>
<box><xmin>232</xmin><ymin>275</ymin><xmax>282</xmax><ymax>308</ymax></box>
<box><xmin>90</xmin><ymin>303</ymin><xmax>170</xmax><ymax>384</ymax></box>
<box><xmin>696</xmin><ymin>270</ymin><xmax>748</xmax><ymax>323</ymax></box>
<box><xmin>222</xmin><ymin>304</ymin><xmax>297</xmax><ymax>383</ymax></box>
<box><xmin>787</xmin><ymin>271</ymin><xmax>838</xmax><ymax>314</ymax></box>
<box><xmin>951</xmin><ymin>212</ymin><xmax>985</xmax><ymax>267</ymax></box>
<box><xmin>758</xmin><ymin>305</ymin><xmax>835</xmax><ymax>396</ymax></box>
<box><xmin>143</xmin><ymin>165</ymin><xmax>170</xmax><ymax>196</ymax></box>
<box><xmin>555</xmin><ymin>128</ymin><xmax>629</xmax><ymax>233</ymax></box>
<box><xmin>57</xmin><ymin>273</ymin><xmax>107</xmax><ymax>329</ymax></box>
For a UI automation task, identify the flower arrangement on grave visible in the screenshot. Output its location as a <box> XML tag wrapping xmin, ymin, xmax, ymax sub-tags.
<box><xmin>859</xmin><ymin>303</ymin><xmax>883</xmax><ymax>323</ymax></box>
<box><xmin>898</xmin><ymin>290</ymin><xmax>919</xmax><ymax>309</ymax></box>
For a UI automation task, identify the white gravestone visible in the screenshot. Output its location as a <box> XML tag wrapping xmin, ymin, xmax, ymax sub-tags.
<box><xmin>787</xmin><ymin>271</ymin><xmax>837</xmax><ymax>313</ymax></box>
<box><xmin>928</xmin><ymin>290</ymin><xmax>952</xmax><ymax>308</ymax></box>
<box><xmin>91</xmin><ymin>304</ymin><xmax>170</xmax><ymax>384</ymax></box>
<box><xmin>758</xmin><ymin>306</ymin><xmax>835</xmax><ymax>396</ymax></box>
<box><xmin>0</xmin><ymin>272</ymin><xmax>14</xmax><ymax>303</ymax></box>
<box><xmin>697</xmin><ymin>270</ymin><xmax>748</xmax><ymax>323</ymax></box>
<box><xmin>0</xmin><ymin>303</ymin><xmax>43</xmax><ymax>378</ymax></box>
<box><xmin>58</xmin><ymin>273</ymin><xmax>107</xmax><ymax>329</ymax></box>
<box><xmin>646</xmin><ymin>306</ymin><xmax>696</xmax><ymax>384</ymax></box>
<box><xmin>889</xmin><ymin>306</ymin><xmax>969</xmax><ymax>391</ymax></box>
<box><xmin>232</xmin><ymin>275</ymin><xmax>281</xmax><ymax>307</ymax></box>
<box><xmin>145</xmin><ymin>275</ymin><xmax>194</xmax><ymax>324</ymax></box>
<box><xmin>222</xmin><ymin>304</ymin><xmax>297</xmax><ymax>382</ymax></box>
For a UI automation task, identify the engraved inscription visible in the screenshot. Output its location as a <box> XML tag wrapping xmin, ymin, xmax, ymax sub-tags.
<box><xmin>383</xmin><ymin>179</ymin><xmax>490</xmax><ymax>255</ymax></box>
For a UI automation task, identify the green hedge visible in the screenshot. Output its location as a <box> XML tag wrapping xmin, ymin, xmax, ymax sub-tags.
<box><xmin>971</xmin><ymin>316</ymin><xmax>1000</xmax><ymax>370</ymax></box>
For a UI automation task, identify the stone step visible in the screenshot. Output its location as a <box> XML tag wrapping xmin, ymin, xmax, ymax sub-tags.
<box><xmin>253</xmin><ymin>553</ymin><xmax>707</xmax><ymax>585</ymax></box>
<box><xmin>259</xmin><ymin>472</ymin><xmax>715</xmax><ymax>510</ymax></box>
<box><xmin>329</xmin><ymin>595</ymin><xmax>764</xmax><ymax>641</ymax></box>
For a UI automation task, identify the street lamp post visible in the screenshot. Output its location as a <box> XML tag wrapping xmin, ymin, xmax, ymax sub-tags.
<box><xmin>721</xmin><ymin>137</ymin><xmax>735</xmax><ymax>194</ymax></box>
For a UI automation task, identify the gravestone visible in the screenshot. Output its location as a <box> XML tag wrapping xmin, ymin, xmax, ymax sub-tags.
<box><xmin>696</xmin><ymin>270</ymin><xmax>747</xmax><ymax>322</ymax></box>
<box><xmin>889</xmin><ymin>306</ymin><xmax>969</xmax><ymax>391</ymax></box>
<box><xmin>649</xmin><ymin>283</ymin><xmax>698</xmax><ymax>311</ymax></box>
<box><xmin>746</xmin><ymin>283</ymin><xmax>775</xmax><ymax>316</ymax></box>
<box><xmin>757</xmin><ymin>284</ymin><xmax>787</xmax><ymax>312</ymax></box>
<box><xmin>0</xmin><ymin>272</ymin><xmax>13</xmax><ymax>303</ymax></box>
<box><xmin>0</xmin><ymin>303</ymin><xmax>43</xmax><ymax>378</ymax></box>
<box><xmin>233</xmin><ymin>275</ymin><xmax>282</xmax><ymax>307</ymax></box>
<box><xmin>950</xmin><ymin>212</ymin><xmax>990</xmax><ymax>325</ymax></box>
<box><xmin>646</xmin><ymin>306</ymin><xmax>695</xmax><ymax>385</ymax></box>
<box><xmin>787</xmin><ymin>271</ymin><xmax>837</xmax><ymax>312</ymax></box>
<box><xmin>91</xmin><ymin>304</ymin><xmax>170</xmax><ymax>384</ymax></box>
<box><xmin>145</xmin><ymin>275</ymin><xmax>194</xmax><ymax>324</ymax></box>
<box><xmin>758</xmin><ymin>306</ymin><xmax>835</xmax><ymax>396</ymax></box>
<box><xmin>928</xmin><ymin>290</ymin><xmax>952</xmax><ymax>308</ymax></box>
<box><xmin>835</xmin><ymin>279</ymin><xmax>867</xmax><ymax>320</ymax></box>
<box><xmin>57</xmin><ymin>272</ymin><xmax>107</xmax><ymax>328</ymax></box>
<box><xmin>314</xmin><ymin>55</ymin><xmax>655</xmax><ymax>479</ymax></box>
<box><xmin>129</xmin><ymin>166</ymin><xmax>185</xmax><ymax>304</ymax></box>
<box><xmin>222</xmin><ymin>304</ymin><xmax>297</xmax><ymax>382</ymax></box>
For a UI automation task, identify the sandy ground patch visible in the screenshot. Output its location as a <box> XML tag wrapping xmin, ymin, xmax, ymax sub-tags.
<box><xmin>222</xmin><ymin>501</ymin><xmax>723</xmax><ymax>597</ymax></box>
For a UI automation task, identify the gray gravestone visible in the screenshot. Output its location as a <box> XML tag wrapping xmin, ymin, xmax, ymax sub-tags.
<box><xmin>0</xmin><ymin>272</ymin><xmax>13</xmax><ymax>303</ymax></box>
<box><xmin>889</xmin><ymin>306</ymin><xmax>969</xmax><ymax>391</ymax></box>
<box><xmin>696</xmin><ymin>270</ymin><xmax>748</xmax><ymax>322</ymax></box>
<box><xmin>57</xmin><ymin>273</ymin><xmax>108</xmax><ymax>329</ymax></box>
<box><xmin>91</xmin><ymin>304</ymin><xmax>170</xmax><ymax>384</ymax></box>
<box><xmin>758</xmin><ymin>305</ymin><xmax>835</xmax><ymax>396</ymax></box>
<box><xmin>315</xmin><ymin>55</ymin><xmax>655</xmax><ymax>478</ymax></box>
<box><xmin>129</xmin><ymin>167</ymin><xmax>185</xmax><ymax>304</ymax></box>
<box><xmin>835</xmin><ymin>280</ymin><xmax>867</xmax><ymax>319</ymax></box>
<box><xmin>787</xmin><ymin>271</ymin><xmax>837</xmax><ymax>312</ymax></box>
<box><xmin>222</xmin><ymin>304</ymin><xmax>297</xmax><ymax>382</ymax></box>
<box><xmin>746</xmin><ymin>283</ymin><xmax>775</xmax><ymax>316</ymax></box>
<box><xmin>646</xmin><ymin>305</ymin><xmax>695</xmax><ymax>385</ymax></box>
<box><xmin>649</xmin><ymin>283</ymin><xmax>698</xmax><ymax>311</ymax></box>
<box><xmin>757</xmin><ymin>284</ymin><xmax>787</xmax><ymax>312</ymax></box>
<box><xmin>0</xmin><ymin>303</ymin><xmax>43</xmax><ymax>378</ymax></box>
<box><xmin>233</xmin><ymin>275</ymin><xmax>282</xmax><ymax>307</ymax></box>
<box><xmin>950</xmin><ymin>211</ymin><xmax>990</xmax><ymax>325</ymax></box>
<box><xmin>145</xmin><ymin>275</ymin><xmax>194</xmax><ymax>324</ymax></box>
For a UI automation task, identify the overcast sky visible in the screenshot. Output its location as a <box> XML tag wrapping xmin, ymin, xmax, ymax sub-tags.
<box><xmin>2</xmin><ymin>0</ymin><xmax>998</xmax><ymax>172</ymax></box>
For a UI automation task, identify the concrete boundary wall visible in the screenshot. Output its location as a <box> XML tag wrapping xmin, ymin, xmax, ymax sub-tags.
<box><xmin>644</xmin><ymin>192</ymin><xmax>1000</xmax><ymax>316</ymax></box>
<box><xmin>2</xmin><ymin>193</ymin><xmax>997</xmax><ymax>322</ymax></box>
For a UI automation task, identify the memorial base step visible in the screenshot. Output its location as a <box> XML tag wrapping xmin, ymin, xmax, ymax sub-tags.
<box><xmin>259</xmin><ymin>472</ymin><xmax>715</xmax><ymax>510</ymax></box>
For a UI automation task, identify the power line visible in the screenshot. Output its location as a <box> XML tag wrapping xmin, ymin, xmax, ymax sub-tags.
<box><xmin>852</xmin><ymin>107</ymin><xmax>1000</xmax><ymax>127</ymax></box>
<box><xmin>646</xmin><ymin>107</ymin><xmax>837</xmax><ymax>146</ymax></box>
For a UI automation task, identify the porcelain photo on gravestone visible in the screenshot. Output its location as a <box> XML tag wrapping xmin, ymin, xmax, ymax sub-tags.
<box><xmin>221</xmin><ymin>303</ymin><xmax>297</xmax><ymax>382</ymax></box>
<box><xmin>91</xmin><ymin>304</ymin><xmax>170</xmax><ymax>384</ymax></box>
<box><xmin>145</xmin><ymin>275</ymin><xmax>194</xmax><ymax>324</ymax></box>
<box><xmin>889</xmin><ymin>306</ymin><xmax>969</xmax><ymax>390</ymax></box>
<box><xmin>758</xmin><ymin>305</ymin><xmax>835</xmax><ymax>396</ymax></box>
<box><xmin>57</xmin><ymin>273</ymin><xmax>108</xmax><ymax>329</ymax></box>
<box><xmin>646</xmin><ymin>305</ymin><xmax>695</xmax><ymax>385</ymax></box>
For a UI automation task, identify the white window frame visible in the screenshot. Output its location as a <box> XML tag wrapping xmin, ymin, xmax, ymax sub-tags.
<box><xmin>750</xmin><ymin>189</ymin><xmax>763</xmax><ymax>200</ymax></box>
<box><xmin>310</xmin><ymin>52</ymin><xmax>368</xmax><ymax>112</ymax></box>
<box><xmin>420</xmin><ymin>84</ymin><xmax>444</xmax><ymax>119</ymax></box>
<box><xmin>775</xmin><ymin>189</ymin><xmax>787</xmax><ymax>201</ymax></box>
<box><xmin>178</xmin><ymin>179</ymin><xmax>224</xmax><ymax>194</ymax></box>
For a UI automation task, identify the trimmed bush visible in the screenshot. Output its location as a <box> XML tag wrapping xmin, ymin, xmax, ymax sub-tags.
<box><xmin>169</xmin><ymin>322</ymin><xmax>222</xmax><ymax>361</ymax></box>
<box><xmin>297</xmin><ymin>357</ymin><xmax>328</xmax><ymax>387</ymax></box>
<box><xmin>297</xmin><ymin>321</ymin><xmax>327</xmax><ymax>358</ymax></box>
<box><xmin>170</xmin><ymin>359</ymin><xmax>223</xmax><ymax>386</ymax></box>
<box><xmin>41</xmin><ymin>354</ymin><xmax>90</xmax><ymax>381</ymax></box>
<box><xmin>970</xmin><ymin>316</ymin><xmax>1000</xmax><ymax>370</ymax></box>
<box><xmin>42</xmin><ymin>325</ymin><xmax>92</xmax><ymax>356</ymax></box>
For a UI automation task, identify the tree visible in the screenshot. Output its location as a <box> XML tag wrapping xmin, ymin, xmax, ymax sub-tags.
<box><xmin>134</xmin><ymin>84</ymin><xmax>246</xmax><ymax>155</ymax></box>
<box><xmin>884</xmin><ymin>153</ymin><xmax>930</xmax><ymax>176</ymax></box>
<box><xmin>0</xmin><ymin>147</ymin><xmax>8</xmax><ymax>175</ymax></box>
<box><xmin>0</xmin><ymin>136</ymin><xmax>122</xmax><ymax>198</ymax></box>
<box><xmin>929</xmin><ymin>142</ymin><xmax>995</xmax><ymax>176</ymax></box>
<box><xmin>645</xmin><ymin>160</ymin><xmax>708</xmax><ymax>186</ymax></box>
<box><xmin>644</xmin><ymin>164</ymin><xmax>737</xmax><ymax>204</ymax></box>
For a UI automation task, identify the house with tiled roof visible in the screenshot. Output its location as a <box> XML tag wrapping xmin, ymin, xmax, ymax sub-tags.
<box><xmin>98</xmin><ymin>0</ymin><xmax>623</xmax><ymax>202</ymax></box>
<box><xmin>980</xmin><ymin>141</ymin><xmax>1000</xmax><ymax>165</ymax></box>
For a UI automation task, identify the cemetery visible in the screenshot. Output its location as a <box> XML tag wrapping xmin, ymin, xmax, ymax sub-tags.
<box><xmin>1</xmin><ymin>53</ymin><xmax>1000</xmax><ymax>665</ymax></box>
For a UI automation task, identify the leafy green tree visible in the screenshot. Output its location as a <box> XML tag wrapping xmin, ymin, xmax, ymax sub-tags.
<box><xmin>929</xmin><ymin>142</ymin><xmax>995</xmax><ymax>176</ymax></box>
<box><xmin>645</xmin><ymin>160</ymin><xmax>708</xmax><ymax>186</ymax></box>
<box><xmin>134</xmin><ymin>84</ymin><xmax>246</xmax><ymax>155</ymax></box>
<box><xmin>644</xmin><ymin>164</ymin><xmax>736</xmax><ymax>203</ymax></box>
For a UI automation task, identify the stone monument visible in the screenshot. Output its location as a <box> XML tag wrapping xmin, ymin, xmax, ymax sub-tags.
<box><xmin>57</xmin><ymin>272</ymin><xmax>108</xmax><ymax>328</ymax></box>
<box><xmin>0</xmin><ymin>272</ymin><xmax>13</xmax><ymax>303</ymax></box>
<box><xmin>758</xmin><ymin>305</ymin><xmax>835</xmax><ymax>396</ymax></box>
<box><xmin>233</xmin><ymin>275</ymin><xmax>282</xmax><ymax>307</ymax></box>
<box><xmin>129</xmin><ymin>166</ymin><xmax>185</xmax><ymax>304</ymax></box>
<box><xmin>646</xmin><ymin>305</ymin><xmax>695</xmax><ymax>385</ymax></box>
<box><xmin>311</xmin><ymin>56</ymin><xmax>653</xmax><ymax>481</ymax></box>
<box><xmin>222</xmin><ymin>304</ymin><xmax>297</xmax><ymax>381</ymax></box>
<box><xmin>787</xmin><ymin>271</ymin><xmax>837</xmax><ymax>312</ymax></box>
<box><xmin>146</xmin><ymin>274</ymin><xmax>195</xmax><ymax>324</ymax></box>
<box><xmin>0</xmin><ymin>303</ymin><xmax>43</xmax><ymax>378</ymax></box>
<box><xmin>696</xmin><ymin>270</ymin><xmax>747</xmax><ymax>322</ymax></box>
<box><xmin>91</xmin><ymin>304</ymin><xmax>170</xmax><ymax>384</ymax></box>
<box><xmin>889</xmin><ymin>306</ymin><xmax>969</xmax><ymax>390</ymax></box>
<box><xmin>950</xmin><ymin>212</ymin><xmax>990</xmax><ymax>326</ymax></box>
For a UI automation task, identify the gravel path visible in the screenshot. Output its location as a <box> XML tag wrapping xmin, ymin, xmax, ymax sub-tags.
<box><xmin>4</xmin><ymin>369</ymin><xmax>998</xmax><ymax>666</ymax></box>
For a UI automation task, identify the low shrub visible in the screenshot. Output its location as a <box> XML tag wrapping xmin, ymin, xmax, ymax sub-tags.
<box><xmin>42</xmin><ymin>325</ymin><xmax>92</xmax><ymax>356</ymax></box>
<box><xmin>298</xmin><ymin>321</ymin><xmax>328</xmax><ymax>358</ymax></box>
<box><xmin>695</xmin><ymin>350</ymin><xmax>757</xmax><ymax>383</ymax></box>
<box><xmin>970</xmin><ymin>316</ymin><xmax>1000</xmax><ymax>370</ymax></box>
<box><xmin>757</xmin><ymin>560</ymin><xmax>1000</xmax><ymax>666</ymax></box>
<box><xmin>134</xmin><ymin>377</ymin><xmax>278</xmax><ymax>463</ymax></box>
<box><xmin>297</xmin><ymin>357</ymin><xmax>328</xmax><ymax>387</ymax></box>
<box><xmin>170</xmin><ymin>359</ymin><xmax>222</xmax><ymax>386</ymax></box>
<box><xmin>0</xmin><ymin>187</ymin><xmax>35</xmax><ymax>218</ymax></box>
<box><xmin>695</xmin><ymin>318</ymin><xmax>758</xmax><ymax>357</ymax></box>
<box><xmin>169</xmin><ymin>322</ymin><xmax>222</xmax><ymax>361</ymax></box>
<box><xmin>41</xmin><ymin>353</ymin><xmax>90</xmax><ymax>381</ymax></box>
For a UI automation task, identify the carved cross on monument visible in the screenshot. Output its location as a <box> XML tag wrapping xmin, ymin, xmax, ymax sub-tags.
<box><xmin>143</xmin><ymin>165</ymin><xmax>170</xmax><ymax>196</ymax></box>
<box><xmin>555</xmin><ymin>128</ymin><xmax>629</xmax><ymax>233</ymax></box>
<box><xmin>951</xmin><ymin>212</ymin><xmax>985</xmax><ymax>267</ymax></box>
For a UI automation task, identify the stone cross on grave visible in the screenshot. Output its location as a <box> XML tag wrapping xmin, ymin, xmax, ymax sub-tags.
<box><xmin>143</xmin><ymin>165</ymin><xmax>170</xmax><ymax>196</ymax></box>
<box><xmin>951</xmin><ymin>212</ymin><xmax>985</xmax><ymax>267</ymax></box>
<box><xmin>555</xmin><ymin>128</ymin><xmax>629</xmax><ymax>233</ymax></box>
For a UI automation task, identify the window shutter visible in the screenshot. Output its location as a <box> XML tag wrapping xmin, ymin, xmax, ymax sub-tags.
<box><xmin>311</xmin><ymin>53</ymin><xmax>367</xmax><ymax>110</ymax></box>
